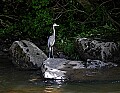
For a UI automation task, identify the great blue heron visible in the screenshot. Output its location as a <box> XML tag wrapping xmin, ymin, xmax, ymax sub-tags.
<box><xmin>48</xmin><ymin>23</ymin><xmax>59</xmax><ymax>58</ymax></box>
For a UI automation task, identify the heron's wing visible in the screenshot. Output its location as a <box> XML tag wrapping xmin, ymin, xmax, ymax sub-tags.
<box><xmin>48</xmin><ymin>35</ymin><xmax>55</xmax><ymax>47</ymax></box>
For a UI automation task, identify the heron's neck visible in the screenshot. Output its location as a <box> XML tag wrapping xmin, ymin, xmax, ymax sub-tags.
<box><xmin>53</xmin><ymin>26</ymin><xmax>55</xmax><ymax>36</ymax></box>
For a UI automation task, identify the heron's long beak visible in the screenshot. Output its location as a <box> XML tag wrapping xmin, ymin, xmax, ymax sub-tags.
<box><xmin>53</xmin><ymin>23</ymin><xmax>59</xmax><ymax>27</ymax></box>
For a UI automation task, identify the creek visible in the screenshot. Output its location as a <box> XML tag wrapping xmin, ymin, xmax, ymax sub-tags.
<box><xmin>0</xmin><ymin>55</ymin><xmax>120</xmax><ymax>93</ymax></box>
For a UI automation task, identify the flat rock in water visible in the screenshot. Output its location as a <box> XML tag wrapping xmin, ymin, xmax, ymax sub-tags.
<box><xmin>43</xmin><ymin>58</ymin><xmax>118</xmax><ymax>81</ymax></box>
<box><xmin>9</xmin><ymin>40</ymin><xmax>47</xmax><ymax>70</ymax></box>
<box><xmin>44</xmin><ymin>58</ymin><xmax>69</xmax><ymax>80</ymax></box>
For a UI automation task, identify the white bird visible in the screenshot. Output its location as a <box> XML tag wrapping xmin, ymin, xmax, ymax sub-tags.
<box><xmin>48</xmin><ymin>23</ymin><xmax>59</xmax><ymax>58</ymax></box>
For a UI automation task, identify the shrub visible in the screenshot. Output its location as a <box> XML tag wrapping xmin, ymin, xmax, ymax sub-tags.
<box><xmin>0</xmin><ymin>0</ymin><xmax>120</xmax><ymax>59</ymax></box>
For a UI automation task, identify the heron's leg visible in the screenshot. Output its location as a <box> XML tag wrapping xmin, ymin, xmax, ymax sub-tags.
<box><xmin>49</xmin><ymin>46</ymin><xmax>51</xmax><ymax>58</ymax></box>
<box><xmin>51</xmin><ymin>46</ymin><xmax>54</xmax><ymax>58</ymax></box>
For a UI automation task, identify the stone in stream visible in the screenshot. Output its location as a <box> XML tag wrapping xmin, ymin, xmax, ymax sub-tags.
<box><xmin>9</xmin><ymin>40</ymin><xmax>118</xmax><ymax>81</ymax></box>
<box><xmin>9</xmin><ymin>40</ymin><xmax>47</xmax><ymax>71</ymax></box>
<box><xmin>76</xmin><ymin>38</ymin><xmax>120</xmax><ymax>63</ymax></box>
<box><xmin>43</xmin><ymin>58</ymin><xmax>117</xmax><ymax>80</ymax></box>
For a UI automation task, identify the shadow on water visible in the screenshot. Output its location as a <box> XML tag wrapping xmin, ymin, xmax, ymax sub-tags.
<box><xmin>0</xmin><ymin>54</ymin><xmax>120</xmax><ymax>93</ymax></box>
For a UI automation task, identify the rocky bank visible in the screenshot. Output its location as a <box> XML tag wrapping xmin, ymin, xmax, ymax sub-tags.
<box><xmin>8</xmin><ymin>39</ymin><xmax>119</xmax><ymax>81</ymax></box>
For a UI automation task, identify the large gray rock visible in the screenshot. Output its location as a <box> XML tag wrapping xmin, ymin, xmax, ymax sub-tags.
<box><xmin>9</xmin><ymin>40</ymin><xmax>119</xmax><ymax>82</ymax></box>
<box><xmin>43</xmin><ymin>58</ymin><xmax>117</xmax><ymax>81</ymax></box>
<box><xmin>76</xmin><ymin>38</ymin><xmax>120</xmax><ymax>63</ymax></box>
<box><xmin>9</xmin><ymin>40</ymin><xmax>48</xmax><ymax>70</ymax></box>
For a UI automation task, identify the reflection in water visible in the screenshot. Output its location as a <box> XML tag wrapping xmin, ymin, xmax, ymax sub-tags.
<box><xmin>44</xmin><ymin>85</ymin><xmax>62</xmax><ymax>93</ymax></box>
<box><xmin>0</xmin><ymin>55</ymin><xmax>120</xmax><ymax>93</ymax></box>
<box><xmin>2</xmin><ymin>81</ymin><xmax>120</xmax><ymax>93</ymax></box>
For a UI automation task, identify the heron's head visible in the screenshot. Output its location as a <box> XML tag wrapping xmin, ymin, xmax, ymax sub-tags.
<box><xmin>53</xmin><ymin>23</ymin><xmax>59</xmax><ymax>27</ymax></box>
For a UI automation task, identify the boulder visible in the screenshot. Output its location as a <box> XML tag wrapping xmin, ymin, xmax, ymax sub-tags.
<box><xmin>9</xmin><ymin>40</ymin><xmax>48</xmax><ymax>70</ymax></box>
<box><xmin>76</xmin><ymin>38</ymin><xmax>120</xmax><ymax>63</ymax></box>
<box><xmin>43</xmin><ymin>58</ymin><xmax>117</xmax><ymax>81</ymax></box>
<box><xmin>9</xmin><ymin>40</ymin><xmax>118</xmax><ymax>81</ymax></box>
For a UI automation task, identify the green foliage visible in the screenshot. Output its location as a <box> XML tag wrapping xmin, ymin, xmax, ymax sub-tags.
<box><xmin>56</xmin><ymin>37</ymin><xmax>80</xmax><ymax>60</ymax></box>
<box><xmin>0</xmin><ymin>0</ymin><xmax>120</xmax><ymax>59</ymax></box>
<box><xmin>56</xmin><ymin>38</ymin><xmax>74</xmax><ymax>54</ymax></box>
<box><xmin>0</xmin><ymin>0</ymin><xmax>53</xmax><ymax>39</ymax></box>
<box><xmin>19</xmin><ymin>0</ymin><xmax>53</xmax><ymax>39</ymax></box>
<box><xmin>77</xmin><ymin>7</ymin><xmax>119</xmax><ymax>41</ymax></box>
<box><xmin>53</xmin><ymin>1</ymin><xmax>119</xmax><ymax>59</ymax></box>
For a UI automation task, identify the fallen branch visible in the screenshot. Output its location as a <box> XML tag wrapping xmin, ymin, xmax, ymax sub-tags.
<box><xmin>0</xmin><ymin>15</ymin><xmax>19</xmax><ymax>21</ymax></box>
<box><xmin>82</xmin><ymin>0</ymin><xmax>112</xmax><ymax>24</ymax></box>
<box><xmin>0</xmin><ymin>19</ymin><xmax>9</xmax><ymax>27</ymax></box>
<box><xmin>106</xmin><ymin>12</ymin><xmax>120</xmax><ymax>27</ymax></box>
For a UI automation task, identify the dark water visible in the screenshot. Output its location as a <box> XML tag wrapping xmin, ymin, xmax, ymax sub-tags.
<box><xmin>0</xmin><ymin>55</ymin><xmax>120</xmax><ymax>93</ymax></box>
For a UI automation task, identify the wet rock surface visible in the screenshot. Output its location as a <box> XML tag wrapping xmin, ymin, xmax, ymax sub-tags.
<box><xmin>8</xmin><ymin>40</ymin><xmax>119</xmax><ymax>81</ymax></box>
<box><xmin>76</xmin><ymin>38</ymin><xmax>120</xmax><ymax>63</ymax></box>
<box><xmin>9</xmin><ymin>40</ymin><xmax>48</xmax><ymax>70</ymax></box>
<box><xmin>43</xmin><ymin>58</ymin><xmax>117</xmax><ymax>80</ymax></box>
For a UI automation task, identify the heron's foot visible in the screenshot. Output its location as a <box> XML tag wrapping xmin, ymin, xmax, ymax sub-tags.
<box><xmin>47</xmin><ymin>57</ymin><xmax>50</xmax><ymax>59</ymax></box>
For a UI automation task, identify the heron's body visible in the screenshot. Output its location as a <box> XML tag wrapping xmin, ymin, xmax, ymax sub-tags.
<box><xmin>48</xmin><ymin>35</ymin><xmax>55</xmax><ymax>47</ymax></box>
<box><xmin>48</xmin><ymin>23</ymin><xmax>59</xmax><ymax>58</ymax></box>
